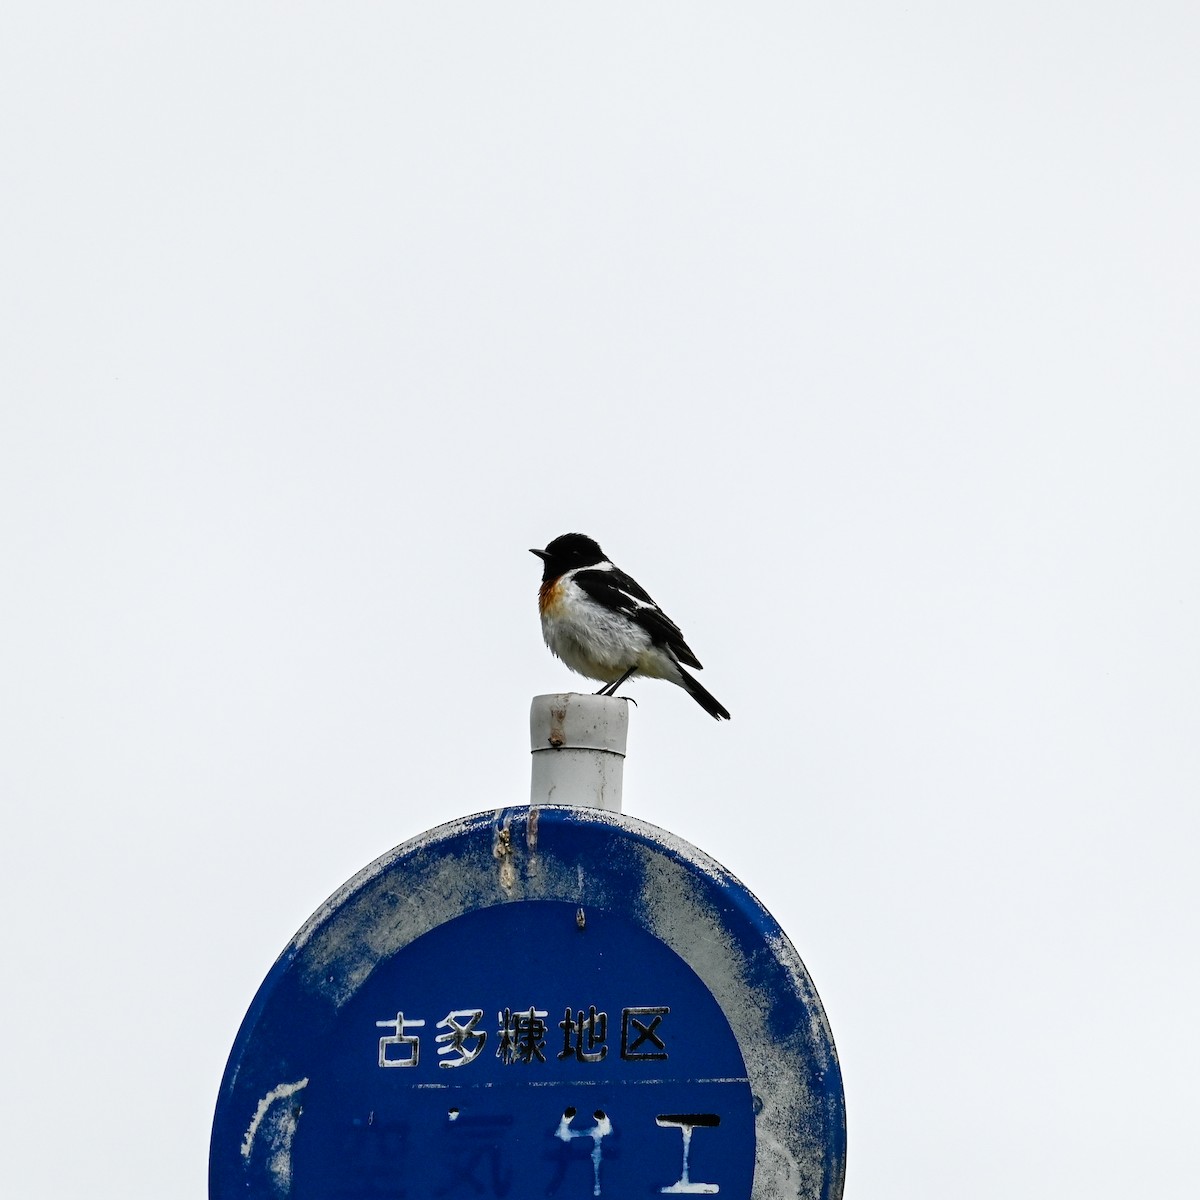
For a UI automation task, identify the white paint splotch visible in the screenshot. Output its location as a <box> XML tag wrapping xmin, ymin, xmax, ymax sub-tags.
<box><xmin>241</xmin><ymin>1078</ymin><xmax>309</xmax><ymax>1196</ymax></box>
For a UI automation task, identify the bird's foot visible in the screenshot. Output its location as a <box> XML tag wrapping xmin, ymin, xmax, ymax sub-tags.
<box><xmin>595</xmin><ymin>667</ymin><xmax>636</xmax><ymax>697</ymax></box>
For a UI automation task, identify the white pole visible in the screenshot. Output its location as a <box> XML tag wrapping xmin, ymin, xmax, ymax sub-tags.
<box><xmin>529</xmin><ymin>693</ymin><xmax>628</xmax><ymax>812</ymax></box>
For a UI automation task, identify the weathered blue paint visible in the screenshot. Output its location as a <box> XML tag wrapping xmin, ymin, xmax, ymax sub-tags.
<box><xmin>211</xmin><ymin>806</ymin><xmax>846</xmax><ymax>1199</ymax></box>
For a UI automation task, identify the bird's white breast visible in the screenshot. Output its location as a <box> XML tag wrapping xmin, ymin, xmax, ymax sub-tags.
<box><xmin>539</xmin><ymin>572</ymin><xmax>654</xmax><ymax>681</ymax></box>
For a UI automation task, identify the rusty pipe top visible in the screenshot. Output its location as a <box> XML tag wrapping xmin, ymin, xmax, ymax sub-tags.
<box><xmin>530</xmin><ymin>692</ymin><xmax>628</xmax><ymax>812</ymax></box>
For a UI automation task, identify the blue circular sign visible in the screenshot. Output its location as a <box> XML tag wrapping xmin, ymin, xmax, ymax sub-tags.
<box><xmin>211</xmin><ymin>806</ymin><xmax>845</xmax><ymax>1199</ymax></box>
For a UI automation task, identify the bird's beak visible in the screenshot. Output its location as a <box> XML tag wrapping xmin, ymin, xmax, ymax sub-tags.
<box><xmin>529</xmin><ymin>548</ymin><xmax>548</xmax><ymax>560</ymax></box>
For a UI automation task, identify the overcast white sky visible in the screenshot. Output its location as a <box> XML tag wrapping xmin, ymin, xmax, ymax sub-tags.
<box><xmin>2</xmin><ymin>4</ymin><xmax>1197</xmax><ymax>1197</ymax></box>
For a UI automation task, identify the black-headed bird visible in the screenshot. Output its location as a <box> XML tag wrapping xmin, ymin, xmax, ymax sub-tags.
<box><xmin>531</xmin><ymin>533</ymin><xmax>730</xmax><ymax>721</ymax></box>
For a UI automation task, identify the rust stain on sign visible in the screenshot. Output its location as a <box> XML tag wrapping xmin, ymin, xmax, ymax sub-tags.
<box><xmin>493</xmin><ymin>821</ymin><xmax>516</xmax><ymax>892</ymax></box>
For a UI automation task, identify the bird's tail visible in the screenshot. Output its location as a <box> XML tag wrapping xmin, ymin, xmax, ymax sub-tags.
<box><xmin>677</xmin><ymin>666</ymin><xmax>731</xmax><ymax>721</ymax></box>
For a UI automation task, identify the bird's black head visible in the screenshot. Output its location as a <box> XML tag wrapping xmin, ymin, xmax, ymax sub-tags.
<box><xmin>530</xmin><ymin>532</ymin><xmax>607</xmax><ymax>581</ymax></box>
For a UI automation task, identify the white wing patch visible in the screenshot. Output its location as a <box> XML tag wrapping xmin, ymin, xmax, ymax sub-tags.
<box><xmin>614</xmin><ymin>588</ymin><xmax>657</xmax><ymax>611</ymax></box>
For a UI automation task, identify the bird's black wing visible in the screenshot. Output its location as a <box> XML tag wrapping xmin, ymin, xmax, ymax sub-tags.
<box><xmin>574</xmin><ymin>567</ymin><xmax>704</xmax><ymax>670</ymax></box>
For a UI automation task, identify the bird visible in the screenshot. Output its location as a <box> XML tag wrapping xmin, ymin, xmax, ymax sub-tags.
<box><xmin>530</xmin><ymin>533</ymin><xmax>730</xmax><ymax>721</ymax></box>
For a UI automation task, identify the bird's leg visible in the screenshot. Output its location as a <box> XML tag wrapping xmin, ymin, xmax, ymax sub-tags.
<box><xmin>595</xmin><ymin>666</ymin><xmax>636</xmax><ymax>696</ymax></box>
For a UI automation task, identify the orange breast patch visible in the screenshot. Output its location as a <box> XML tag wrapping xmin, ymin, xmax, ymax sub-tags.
<box><xmin>538</xmin><ymin>577</ymin><xmax>564</xmax><ymax>616</ymax></box>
